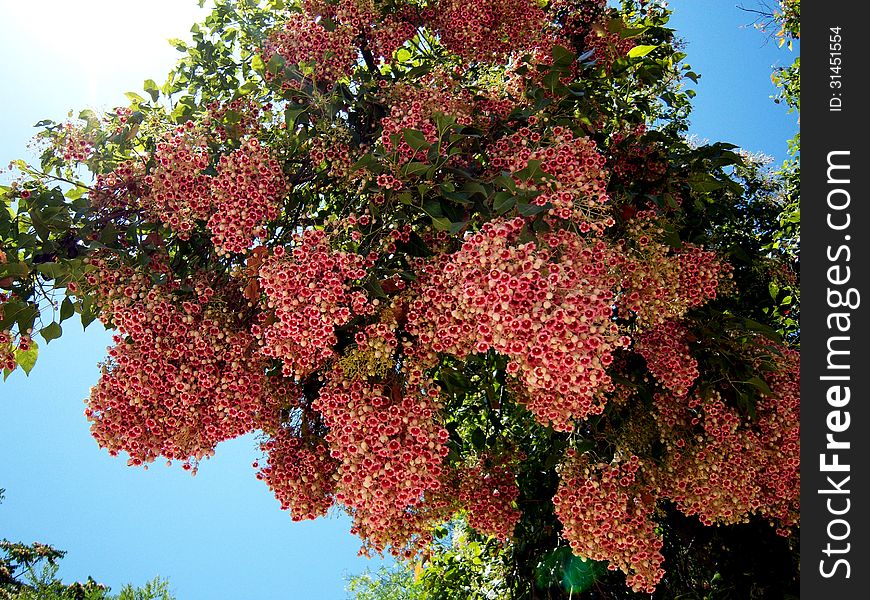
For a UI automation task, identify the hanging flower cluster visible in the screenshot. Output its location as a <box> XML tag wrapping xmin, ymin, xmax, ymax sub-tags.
<box><xmin>314</xmin><ymin>371</ymin><xmax>450</xmax><ymax>557</ymax></box>
<box><xmin>379</xmin><ymin>72</ymin><xmax>475</xmax><ymax>164</ymax></box>
<box><xmin>428</xmin><ymin>0</ymin><xmax>546</xmax><ymax>62</ymax></box>
<box><xmin>262</xmin><ymin>12</ymin><xmax>357</xmax><ymax>88</ymax></box>
<box><xmin>303</xmin><ymin>0</ymin><xmax>417</xmax><ymax>61</ymax></box>
<box><xmin>407</xmin><ymin>218</ymin><xmax>627</xmax><ymax>432</ymax></box>
<box><xmin>256</xmin><ymin>229</ymin><xmax>374</xmax><ymax>379</ymax></box>
<box><xmin>257</xmin><ymin>426</ymin><xmax>339</xmax><ymax>521</ymax></box>
<box><xmin>489</xmin><ymin>126</ymin><xmax>611</xmax><ymax>227</ymax></box>
<box><xmin>650</xmin><ymin>347</ymin><xmax>800</xmax><ymax>532</ymax></box>
<box><xmin>634</xmin><ymin>319</ymin><xmax>699</xmax><ymax>398</ymax></box>
<box><xmin>208</xmin><ymin>138</ymin><xmax>287</xmax><ymax>255</ymax></box>
<box><xmin>457</xmin><ymin>455</ymin><xmax>521</xmax><ymax>541</ymax></box>
<box><xmin>617</xmin><ymin>212</ymin><xmax>729</xmax><ymax>325</ymax></box>
<box><xmin>82</xmin><ymin>255</ymin><xmax>275</xmax><ymax>470</ymax></box>
<box><xmin>145</xmin><ymin>124</ymin><xmax>212</xmax><ymax>236</ymax></box>
<box><xmin>554</xmin><ymin>453</ymin><xmax>665</xmax><ymax>594</ymax></box>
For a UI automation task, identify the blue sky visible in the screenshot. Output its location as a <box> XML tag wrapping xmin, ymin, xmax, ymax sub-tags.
<box><xmin>0</xmin><ymin>1</ymin><xmax>797</xmax><ymax>599</ymax></box>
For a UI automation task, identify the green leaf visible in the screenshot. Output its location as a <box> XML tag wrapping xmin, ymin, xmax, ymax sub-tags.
<box><xmin>402</xmin><ymin>162</ymin><xmax>430</xmax><ymax>177</ymax></box>
<box><xmin>167</xmin><ymin>38</ymin><xmax>188</xmax><ymax>51</ymax></box>
<box><xmin>746</xmin><ymin>376</ymin><xmax>773</xmax><ymax>396</ymax></box>
<box><xmin>517</xmin><ymin>202</ymin><xmax>547</xmax><ymax>216</ymax></box>
<box><xmin>430</xmin><ymin>216</ymin><xmax>452</xmax><ymax>231</ymax></box>
<box><xmin>266</xmin><ymin>53</ymin><xmax>286</xmax><ymax>74</ymax></box>
<box><xmin>687</xmin><ymin>173</ymin><xmax>724</xmax><ymax>193</ymax></box>
<box><xmin>661</xmin><ymin>225</ymin><xmax>682</xmax><ymax>249</ymax></box>
<box><xmin>402</xmin><ymin>129</ymin><xmax>430</xmax><ymax>152</ymax></box>
<box><xmin>124</xmin><ymin>91</ymin><xmax>146</xmax><ymax>105</ymax></box>
<box><xmin>493</xmin><ymin>193</ymin><xmax>516</xmax><ymax>215</ymax></box>
<box><xmin>13</xmin><ymin>342</ymin><xmax>38</xmax><ymax>376</ymax></box>
<box><xmin>768</xmin><ymin>281</ymin><xmax>780</xmax><ymax>300</ymax></box>
<box><xmin>59</xmin><ymin>297</ymin><xmax>75</xmax><ymax>322</ymax></box>
<box><xmin>81</xmin><ymin>297</ymin><xmax>99</xmax><ymax>330</ymax></box>
<box><xmin>40</xmin><ymin>322</ymin><xmax>62</xmax><ymax>344</ymax></box>
<box><xmin>35</xmin><ymin>262</ymin><xmax>65</xmax><ymax>280</ymax></box>
<box><xmin>471</xmin><ymin>428</ymin><xmax>486</xmax><ymax>451</ymax></box>
<box><xmin>284</xmin><ymin>106</ymin><xmax>307</xmax><ymax>129</ymax></box>
<box><xmin>143</xmin><ymin>79</ymin><xmax>160</xmax><ymax>102</ymax></box>
<box><xmin>628</xmin><ymin>45</ymin><xmax>658</xmax><ymax>58</ymax></box>
<box><xmin>0</xmin><ymin>262</ymin><xmax>29</xmax><ymax>278</ymax></box>
<box><xmin>238</xmin><ymin>80</ymin><xmax>259</xmax><ymax>96</ymax></box>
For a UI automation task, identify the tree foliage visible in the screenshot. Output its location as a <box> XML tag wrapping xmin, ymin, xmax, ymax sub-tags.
<box><xmin>2</xmin><ymin>0</ymin><xmax>799</xmax><ymax>597</ymax></box>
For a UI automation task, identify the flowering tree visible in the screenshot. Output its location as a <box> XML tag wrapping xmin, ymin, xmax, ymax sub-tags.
<box><xmin>1</xmin><ymin>0</ymin><xmax>798</xmax><ymax>596</ymax></box>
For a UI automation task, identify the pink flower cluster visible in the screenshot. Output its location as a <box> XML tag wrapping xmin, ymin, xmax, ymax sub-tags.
<box><xmin>263</xmin><ymin>13</ymin><xmax>357</xmax><ymax>88</ymax></box>
<box><xmin>490</xmin><ymin>126</ymin><xmax>611</xmax><ymax>226</ymax></box>
<box><xmin>457</xmin><ymin>456</ymin><xmax>521</xmax><ymax>541</ymax></box>
<box><xmin>314</xmin><ymin>372</ymin><xmax>450</xmax><ymax>558</ymax></box>
<box><xmin>304</xmin><ymin>0</ymin><xmax>416</xmax><ymax>61</ymax></box>
<box><xmin>208</xmin><ymin>138</ymin><xmax>287</xmax><ymax>255</ymax></box>
<box><xmin>92</xmin><ymin>127</ymin><xmax>285</xmax><ymax>252</ymax></box>
<box><xmin>634</xmin><ymin>320</ymin><xmax>698</xmax><ymax>398</ymax></box>
<box><xmin>407</xmin><ymin>218</ymin><xmax>626</xmax><ymax>432</ymax></box>
<box><xmin>554</xmin><ymin>453</ymin><xmax>665</xmax><ymax>594</ymax></box>
<box><xmin>256</xmin><ymin>230</ymin><xmax>373</xmax><ymax>379</ymax></box>
<box><xmin>652</xmin><ymin>391</ymin><xmax>764</xmax><ymax>526</ymax></box>
<box><xmin>310</xmin><ymin>133</ymin><xmax>355</xmax><ymax>180</ymax></box>
<box><xmin>379</xmin><ymin>73</ymin><xmax>474</xmax><ymax>163</ymax></box>
<box><xmin>257</xmin><ymin>427</ymin><xmax>339</xmax><ymax>521</ymax></box>
<box><xmin>618</xmin><ymin>214</ymin><xmax>727</xmax><ymax>325</ymax></box>
<box><xmin>205</xmin><ymin>97</ymin><xmax>264</xmax><ymax>140</ymax></box>
<box><xmin>146</xmin><ymin>125</ymin><xmax>212</xmax><ymax>236</ymax></box>
<box><xmin>650</xmin><ymin>347</ymin><xmax>800</xmax><ymax>534</ymax></box>
<box><xmin>610</xmin><ymin>127</ymin><xmax>669</xmax><ymax>187</ymax></box>
<box><xmin>83</xmin><ymin>256</ymin><xmax>274</xmax><ymax>470</ymax></box>
<box><xmin>57</xmin><ymin>122</ymin><xmax>95</xmax><ymax>163</ymax></box>
<box><xmin>584</xmin><ymin>26</ymin><xmax>636</xmax><ymax>73</ymax></box>
<box><xmin>89</xmin><ymin>160</ymin><xmax>148</xmax><ymax>214</ymax></box>
<box><xmin>547</xmin><ymin>0</ymin><xmax>607</xmax><ymax>39</ymax></box>
<box><xmin>428</xmin><ymin>0</ymin><xmax>546</xmax><ymax>62</ymax></box>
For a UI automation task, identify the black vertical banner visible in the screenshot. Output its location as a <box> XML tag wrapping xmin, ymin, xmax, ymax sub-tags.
<box><xmin>802</xmin><ymin>2</ymin><xmax>869</xmax><ymax>597</ymax></box>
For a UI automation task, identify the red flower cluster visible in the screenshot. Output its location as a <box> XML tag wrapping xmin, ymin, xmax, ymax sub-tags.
<box><xmin>457</xmin><ymin>456</ymin><xmax>521</xmax><ymax>541</ymax></box>
<box><xmin>429</xmin><ymin>0</ymin><xmax>546</xmax><ymax>62</ymax></box>
<box><xmin>650</xmin><ymin>348</ymin><xmax>800</xmax><ymax>533</ymax></box>
<box><xmin>314</xmin><ymin>372</ymin><xmax>450</xmax><ymax>558</ymax></box>
<box><xmin>407</xmin><ymin>218</ymin><xmax>626</xmax><ymax>432</ymax></box>
<box><xmin>83</xmin><ymin>255</ymin><xmax>275</xmax><ymax>470</ymax></box>
<box><xmin>618</xmin><ymin>212</ymin><xmax>728</xmax><ymax>325</ymax></box>
<box><xmin>554</xmin><ymin>453</ymin><xmax>665</xmax><ymax>594</ymax></box>
<box><xmin>57</xmin><ymin>122</ymin><xmax>95</xmax><ymax>163</ymax></box>
<box><xmin>585</xmin><ymin>26</ymin><xmax>636</xmax><ymax>73</ymax></box>
<box><xmin>88</xmin><ymin>160</ymin><xmax>148</xmax><ymax>214</ymax></box>
<box><xmin>263</xmin><ymin>12</ymin><xmax>357</xmax><ymax>88</ymax></box>
<box><xmin>146</xmin><ymin>125</ymin><xmax>212</xmax><ymax>236</ymax></box>
<box><xmin>257</xmin><ymin>427</ymin><xmax>339</xmax><ymax>521</ymax></box>
<box><xmin>303</xmin><ymin>0</ymin><xmax>416</xmax><ymax>61</ymax></box>
<box><xmin>634</xmin><ymin>320</ymin><xmax>699</xmax><ymax>398</ymax></box>
<box><xmin>379</xmin><ymin>72</ymin><xmax>474</xmax><ymax>164</ymax></box>
<box><xmin>206</xmin><ymin>97</ymin><xmax>264</xmax><ymax>140</ymax></box>
<box><xmin>208</xmin><ymin>138</ymin><xmax>287</xmax><ymax>255</ymax></box>
<box><xmin>257</xmin><ymin>230</ymin><xmax>373</xmax><ymax>379</ymax></box>
<box><xmin>490</xmin><ymin>126</ymin><xmax>611</xmax><ymax>226</ymax></box>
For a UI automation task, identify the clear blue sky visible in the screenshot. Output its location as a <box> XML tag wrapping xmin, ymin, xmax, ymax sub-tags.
<box><xmin>0</xmin><ymin>1</ymin><xmax>797</xmax><ymax>599</ymax></box>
